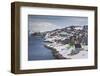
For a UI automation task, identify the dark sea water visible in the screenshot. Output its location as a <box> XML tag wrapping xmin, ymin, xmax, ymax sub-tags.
<box><xmin>28</xmin><ymin>35</ymin><xmax>55</xmax><ymax>60</ymax></box>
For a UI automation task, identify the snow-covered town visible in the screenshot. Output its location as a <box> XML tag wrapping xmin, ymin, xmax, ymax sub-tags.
<box><xmin>43</xmin><ymin>25</ymin><xmax>88</xmax><ymax>59</ymax></box>
<box><xmin>31</xmin><ymin>25</ymin><xmax>88</xmax><ymax>59</ymax></box>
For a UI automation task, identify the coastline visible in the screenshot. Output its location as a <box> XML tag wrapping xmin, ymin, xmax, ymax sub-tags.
<box><xmin>44</xmin><ymin>42</ymin><xmax>88</xmax><ymax>59</ymax></box>
<box><xmin>29</xmin><ymin>25</ymin><xmax>88</xmax><ymax>60</ymax></box>
<box><xmin>44</xmin><ymin>44</ymin><xmax>67</xmax><ymax>59</ymax></box>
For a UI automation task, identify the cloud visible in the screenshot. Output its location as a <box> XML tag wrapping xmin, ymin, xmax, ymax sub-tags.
<box><xmin>29</xmin><ymin>22</ymin><xmax>61</xmax><ymax>33</ymax></box>
<box><xmin>28</xmin><ymin>15</ymin><xmax>88</xmax><ymax>33</ymax></box>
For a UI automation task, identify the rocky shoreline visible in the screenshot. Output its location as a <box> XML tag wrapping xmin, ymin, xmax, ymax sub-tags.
<box><xmin>44</xmin><ymin>44</ymin><xmax>67</xmax><ymax>59</ymax></box>
<box><xmin>44</xmin><ymin>42</ymin><xmax>88</xmax><ymax>59</ymax></box>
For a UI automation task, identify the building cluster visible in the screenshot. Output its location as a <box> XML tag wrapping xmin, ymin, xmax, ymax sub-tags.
<box><xmin>44</xmin><ymin>25</ymin><xmax>88</xmax><ymax>48</ymax></box>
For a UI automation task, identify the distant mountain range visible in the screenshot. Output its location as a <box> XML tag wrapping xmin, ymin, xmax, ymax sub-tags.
<box><xmin>30</xmin><ymin>25</ymin><xmax>88</xmax><ymax>37</ymax></box>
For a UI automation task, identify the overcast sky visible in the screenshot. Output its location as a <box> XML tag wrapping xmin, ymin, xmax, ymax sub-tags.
<box><xmin>28</xmin><ymin>15</ymin><xmax>88</xmax><ymax>33</ymax></box>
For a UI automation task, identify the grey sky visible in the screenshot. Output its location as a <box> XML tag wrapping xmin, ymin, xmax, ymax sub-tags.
<box><xmin>28</xmin><ymin>15</ymin><xmax>88</xmax><ymax>33</ymax></box>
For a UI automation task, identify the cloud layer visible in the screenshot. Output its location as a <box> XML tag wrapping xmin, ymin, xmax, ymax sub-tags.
<box><xmin>29</xmin><ymin>22</ymin><xmax>61</xmax><ymax>33</ymax></box>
